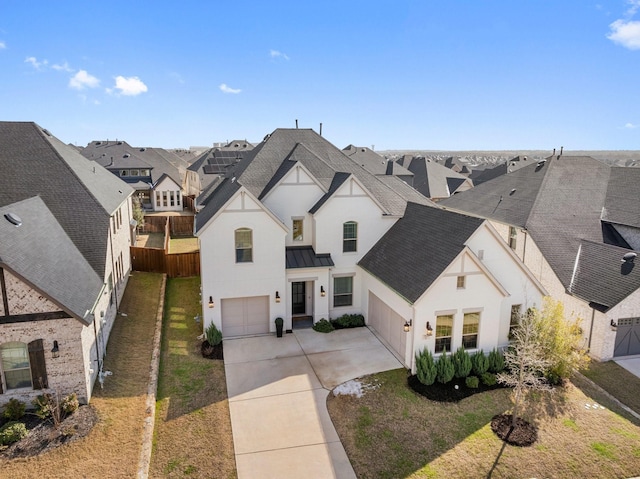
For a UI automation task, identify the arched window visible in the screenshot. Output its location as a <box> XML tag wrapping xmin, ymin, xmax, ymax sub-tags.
<box><xmin>1</xmin><ymin>342</ymin><xmax>32</xmax><ymax>390</ymax></box>
<box><xmin>235</xmin><ymin>228</ymin><xmax>253</xmax><ymax>263</ymax></box>
<box><xmin>343</xmin><ymin>221</ymin><xmax>357</xmax><ymax>253</ymax></box>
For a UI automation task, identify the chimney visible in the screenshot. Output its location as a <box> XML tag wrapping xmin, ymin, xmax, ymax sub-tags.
<box><xmin>560</xmin><ymin>146</ymin><xmax>563</xmax><ymax>155</ymax></box>
<box><xmin>319</xmin><ymin>123</ymin><xmax>323</xmax><ymax>136</ymax></box>
<box><xmin>552</xmin><ymin>148</ymin><xmax>556</xmax><ymax>156</ymax></box>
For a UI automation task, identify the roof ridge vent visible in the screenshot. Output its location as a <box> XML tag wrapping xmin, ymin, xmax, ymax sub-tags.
<box><xmin>537</xmin><ymin>159</ymin><xmax>546</xmax><ymax>167</ymax></box>
<box><xmin>4</xmin><ymin>212</ymin><xmax>22</xmax><ymax>227</ymax></box>
<box><xmin>622</xmin><ymin>252</ymin><xmax>637</xmax><ymax>263</ymax></box>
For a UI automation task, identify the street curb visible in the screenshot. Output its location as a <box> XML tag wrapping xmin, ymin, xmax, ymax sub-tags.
<box><xmin>137</xmin><ymin>273</ymin><xmax>167</xmax><ymax>479</ymax></box>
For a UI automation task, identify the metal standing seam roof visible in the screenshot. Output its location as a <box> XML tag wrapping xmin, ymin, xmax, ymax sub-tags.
<box><xmin>0</xmin><ymin>197</ymin><xmax>103</xmax><ymax>323</ymax></box>
<box><xmin>286</xmin><ymin>246</ymin><xmax>334</xmax><ymax>269</ymax></box>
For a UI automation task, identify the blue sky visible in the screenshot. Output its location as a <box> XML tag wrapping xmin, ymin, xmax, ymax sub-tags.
<box><xmin>1</xmin><ymin>1</ymin><xmax>639</xmax><ymax>150</ymax></box>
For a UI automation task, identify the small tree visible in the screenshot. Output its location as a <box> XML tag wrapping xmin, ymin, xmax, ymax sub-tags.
<box><xmin>498</xmin><ymin>310</ymin><xmax>552</xmax><ymax>429</ymax></box>
<box><xmin>436</xmin><ymin>349</ymin><xmax>455</xmax><ymax>384</ymax></box>
<box><xmin>415</xmin><ymin>348</ymin><xmax>437</xmax><ymax>386</ymax></box>
<box><xmin>471</xmin><ymin>350</ymin><xmax>489</xmax><ymax>376</ymax></box>
<box><xmin>488</xmin><ymin>348</ymin><xmax>505</xmax><ymax>373</ymax></box>
<box><xmin>452</xmin><ymin>347</ymin><xmax>472</xmax><ymax>378</ymax></box>
<box><xmin>132</xmin><ymin>195</ymin><xmax>145</xmax><ymax>232</ymax></box>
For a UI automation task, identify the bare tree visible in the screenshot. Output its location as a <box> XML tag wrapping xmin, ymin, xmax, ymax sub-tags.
<box><xmin>498</xmin><ymin>310</ymin><xmax>552</xmax><ymax>429</ymax></box>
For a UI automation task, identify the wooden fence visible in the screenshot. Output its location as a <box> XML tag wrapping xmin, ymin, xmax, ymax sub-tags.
<box><xmin>141</xmin><ymin>215</ymin><xmax>194</xmax><ymax>236</ymax></box>
<box><xmin>130</xmin><ymin>247</ymin><xmax>200</xmax><ymax>278</ymax></box>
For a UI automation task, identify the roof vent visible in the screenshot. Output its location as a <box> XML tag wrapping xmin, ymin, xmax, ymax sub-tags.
<box><xmin>510</xmin><ymin>188</ymin><xmax>517</xmax><ymax>195</ymax></box>
<box><xmin>96</xmin><ymin>141</ymin><xmax>102</xmax><ymax>145</ymax></box>
<box><xmin>622</xmin><ymin>252</ymin><xmax>637</xmax><ymax>263</ymax></box>
<box><xmin>139</xmin><ymin>148</ymin><xmax>146</xmax><ymax>152</ymax></box>
<box><xmin>123</xmin><ymin>153</ymin><xmax>130</xmax><ymax>158</ymax></box>
<box><xmin>117</xmin><ymin>141</ymin><xmax>123</xmax><ymax>145</ymax></box>
<box><xmin>537</xmin><ymin>159</ymin><xmax>546</xmax><ymax>167</ymax></box>
<box><xmin>4</xmin><ymin>213</ymin><xmax>22</xmax><ymax>227</ymax></box>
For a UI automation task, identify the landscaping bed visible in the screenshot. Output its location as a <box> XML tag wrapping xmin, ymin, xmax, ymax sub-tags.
<box><xmin>407</xmin><ymin>374</ymin><xmax>505</xmax><ymax>402</ymax></box>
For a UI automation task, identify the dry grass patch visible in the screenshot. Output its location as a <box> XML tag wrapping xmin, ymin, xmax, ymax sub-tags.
<box><xmin>581</xmin><ymin>360</ymin><xmax>640</xmax><ymax>415</ymax></box>
<box><xmin>0</xmin><ymin>272</ymin><xmax>163</xmax><ymax>478</ymax></box>
<box><xmin>169</xmin><ymin>236</ymin><xmax>198</xmax><ymax>254</ymax></box>
<box><xmin>327</xmin><ymin>368</ymin><xmax>640</xmax><ymax>479</ymax></box>
<box><xmin>137</xmin><ymin>232</ymin><xmax>165</xmax><ymax>248</ymax></box>
<box><xmin>150</xmin><ymin>277</ymin><xmax>236</xmax><ymax>479</ymax></box>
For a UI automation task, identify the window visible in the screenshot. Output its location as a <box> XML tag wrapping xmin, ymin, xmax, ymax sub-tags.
<box><xmin>456</xmin><ymin>276</ymin><xmax>466</xmax><ymax>289</ymax></box>
<box><xmin>120</xmin><ymin>170</ymin><xmax>129</xmax><ymax>177</ymax></box>
<box><xmin>140</xmin><ymin>169</ymin><xmax>150</xmax><ymax>177</ymax></box>
<box><xmin>170</xmin><ymin>191</ymin><xmax>175</xmax><ymax>207</ymax></box>
<box><xmin>509</xmin><ymin>304</ymin><xmax>521</xmax><ymax>339</ymax></box>
<box><xmin>435</xmin><ymin>315</ymin><xmax>453</xmax><ymax>353</ymax></box>
<box><xmin>162</xmin><ymin>192</ymin><xmax>168</xmax><ymax>207</ymax></box>
<box><xmin>1</xmin><ymin>342</ymin><xmax>32</xmax><ymax>390</ymax></box>
<box><xmin>235</xmin><ymin>228</ymin><xmax>253</xmax><ymax>263</ymax></box>
<box><xmin>343</xmin><ymin>221</ymin><xmax>357</xmax><ymax>253</ymax></box>
<box><xmin>292</xmin><ymin>218</ymin><xmax>303</xmax><ymax>241</ymax></box>
<box><xmin>509</xmin><ymin>226</ymin><xmax>517</xmax><ymax>250</ymax></box>
<box><xmin>176</xmin><ymin>191</ymin><xmax>181</xmax><ymax>206</ymax></box>
<box><xmin>156</xmin><ymin>191</ymin><xmax>161</xmax><ymax>208</ymax></box>
<box><xmin>130</xmin><ymin>169</ymin><xmax>139</xmax><ymax>177</ymax></box>
<box><xmin>333</xmin><ymin>276</ymin><xmax>353</xmax><ymax>307</ymax></box>
<box><xmin>462</xmin><ymin>312</ymin><xmax>480</xmax><ymax>349</ymax></box>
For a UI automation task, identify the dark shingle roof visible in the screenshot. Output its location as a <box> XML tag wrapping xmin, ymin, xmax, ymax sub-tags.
<box><xmin>399</xmin><ymin>157</ymin><xmax>471</xmax><ymax>199</ymax></box>
<box><xmin>602</xmin><ymin>167</ymin><xmax>640</xmax><ymax>228</ymax></box>
<box><xmin>286</xmin><ymin>246</ymin><xmax>334</xmax><ymax>269</ymax></box>
<box><xmin>0</xmin><ymin>197</ymin><xmax>103</xmax><ymax>323</ymax></box>
<box><xmin>358</xmin><ymin>202</ymin><xmax>483</xmax><ymax>303</ymax></box>
<box><xmin>0</xmin><ymin>122</ymin><xmax>133</xmax><ymax>276</ymax></box>
<box><xmin>570</xmin><ymin>240</ymin><xmax>640</xmax><ymax>311</ymax></box>
<box><xmin>342</xmin><ymin>145</ymin><xmax>413</xmax><ymax>177</ymax></box>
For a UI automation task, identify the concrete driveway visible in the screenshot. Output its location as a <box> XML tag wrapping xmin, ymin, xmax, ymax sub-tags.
<box><xmin>224</xmin><ymin>327</ymin><xmax>403</xmax><ymax>479</ymax></box>
<box><xmin>615</xmin><ymin>355</ymin><xmax>640</xmax><ymax>379</ymax></box>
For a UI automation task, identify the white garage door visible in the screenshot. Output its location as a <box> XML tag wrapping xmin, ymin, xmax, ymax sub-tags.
<box><xmin>221</xmin><ymin>296</ymin><xmax>269</xmax><ymax>337</ymax></box>
<box><xmin>368</xmin><ymin>292</ymin><xmax>407</xmax><ymax>365</ymax></box>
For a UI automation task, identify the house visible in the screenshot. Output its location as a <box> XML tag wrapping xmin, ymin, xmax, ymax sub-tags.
<box><xmin>81</xmin><ymin>140</ymin><xmax>186</xmax><ymax>212</ymax></box>
<box><xmin>0</xmin><ymin>122</ymin><xmax>134</xmax><ymax>406</ymax></box>
<box><xmin>195</xmin><ymin>128</ymin><xmax>545</xmax><ymax>371</ymax></box>
<box><xmin>396</xmin><ymin>155</ymin><xmax>474</xmax><ymax>200</ymax></box>
<box><xmin>342</xmin><ymin>145</ymin><xmax>414</xmax><ymax>186</ymax></box>
<box><xmin>440</xmin><ymin>154</ymin><xmax>640</xmax><ymax>360</ymax></box>
<box><xmin>469</xmin><ymin>155</ymin><xmax>533</xmax><ymax>186</ymax></box>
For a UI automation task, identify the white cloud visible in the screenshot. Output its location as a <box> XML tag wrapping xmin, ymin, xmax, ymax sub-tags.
<box><xmin>69</xmin><ymin>70</ymin><xmax>100</xmax><ymax>90</ymax></box>
<box><xmin>607</xmin><ymin>19</ymin><xmax>640</xmax><ymax>49</ymax></box>
<box><xmin>0</xmin><ymin>41</ymin><xmax>6</xmax><ymax>50</ymax></box>
<box><xmin>219</xmin><ymin>83</ymin><xmax>241</xmax><ymax>94</ymax></box>
<box><xmin>52</xmin><ymin>61</ymin><xmax>73</xmax><ymax>72</ymax></box>
<box><xmin>625</xmin><ymin>122</ymin><xmax>639</xmax><ymax>129</ymax></box>
<box><xmin>110</xmin><ymin>75</ymin><xmax>148</xmax><ymax>96</ymax></box>
<box><xmin>270</xmin><ymin>49</ymin><xmax>290</xmax><ymax>60</ymax></box>
<box><xmin>25</xmin><ymin>56</ymin><xmax>48</xmax><ymax>70</ymax></box>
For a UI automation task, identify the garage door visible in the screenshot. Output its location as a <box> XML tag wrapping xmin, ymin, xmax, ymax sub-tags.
<box><xmin>221</xmin><ymin>296</ymin><xmax>269</xmax><ymax>337</ymax></box>
<box><xmin>368</xmin><ymin>292</ymin><xmax>407</xmax><ymax>365</ymax></box>
<box><xmin>614</xmin><ymin>317</ymin><xmax>640</xmax><ymax>357</ymax></box>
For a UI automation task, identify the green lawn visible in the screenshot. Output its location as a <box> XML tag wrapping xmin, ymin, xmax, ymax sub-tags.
<box><xmin>581</xmin><ymin>360</ymin><xmax>640</xmax><ymax>416</ymax></box>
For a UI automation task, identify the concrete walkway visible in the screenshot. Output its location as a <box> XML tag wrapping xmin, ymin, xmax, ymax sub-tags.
<box><xmin>615</xmin><ymin>355</ymin><xmax>640</xmax><ymax>379</ymax></box>
<box><xmin>224</xmin><ymin>327</ymin><xmax>403</xmax><ymax>479</ymax></box>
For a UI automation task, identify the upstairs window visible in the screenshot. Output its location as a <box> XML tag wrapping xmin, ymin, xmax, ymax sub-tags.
<box><xmin>509</xmin><ymin>226</ymin><xmax>517</xmax><ymax>250</ymax></box>
<box><xmin>343</xmin><ymin>221</ymin><xmax>358</xmax><ymax>253</ymax></box>
<box><xmin>235</xmin><ymin>228</ymin><xmax>253</xmax><ymax>263</ymax></box>
<box><xmin>456</xmin><ymin>276</ymin><xmax>466</xmax><ymax>289</ymax></box>
<box><xmin>120</xmin><ymin>170</ymin><xmax>129</xmax><ymax>177</ymax></box>
<box><xmin>509</xmin><ymin>304</ymin><xmax>521</xmax><ymax>339</ymax></box>
<box><xmin>292</xmin><ymin>218</ymin><xmax>303</xmax><ymax>241</ymax></box>
<box><xmin>130</xmin><ymin>169</ymin><xmax>139</xmax><ymax>177</ymax></box>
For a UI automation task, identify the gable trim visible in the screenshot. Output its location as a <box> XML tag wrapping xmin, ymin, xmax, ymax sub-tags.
<box><xmin>312</xmin><ymin>174</ymin><xmax>387</xmax><ymax>216</ymax></box>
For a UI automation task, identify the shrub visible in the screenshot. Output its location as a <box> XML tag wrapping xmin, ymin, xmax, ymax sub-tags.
<box><xmin>465</xmin><ymin>376</ymin><xmax>480</xmax><ymax>389</ymax></box>
<box><xmin>415</xmin><ymin>348</ymin><xmax>437</xmax><ymax>386</ymax></box>
<box><xmin>33</xmin><ymin>394</ymin><xmax>53</xmax><ymax>420</ymax></box>
<box><xmin>452</xmin><ymin>347</ymin><xmax>472</xmax><ymax>378</ymax></box>
<box><xmin>0</xmin><ymin>421</ymin><xmax>27</xmax><ymax>446</ymax></box>
<box><xmin>488</xmin><ymin>348</ymin><xmax>505</xmax><ymax>373</ymax></box>
<box><xmin>205</xmin><ymin>322</ymin><xmax>222</xmax><ymax>346</ymax></box>
<box><xmin>331</xmin><ymin>314</ymin><xmax>365</xmax><ymax>329</ymax></box>
<box><xmin>2</xmin><ymin>398</ymin><xmax>26</xmax><ymax>421</ymax></box>
<box><xmin>313</xmin><ymin>318</ymin><xmax>335</xmax><ymax>333</ymax></box>
<box><xmin>471</xmin><ymin>350</ymin><xmax>489</xmax><ymax>376</ymax></box>
<box><xmin>61</xmin><ymin>393</ymin><xmax>79</xmax><ymax>415</ymax></box>
<box><xmin>481</xmin><ymin>372</ymin><xmax>497</xmax><ymax>386</ymax></box>
<box><xmin>436</xmin><ymin>349</ymin><xmax>455</xmax><ymax>384</ymax></box>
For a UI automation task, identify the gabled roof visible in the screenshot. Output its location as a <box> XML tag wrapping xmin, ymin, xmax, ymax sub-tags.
<box><xmin>440</xmin><ymin>155</ymin><xmax>616</xmax><ymax>289</ymax></box>
<box><xmin>398</xmin><ymin>156</ymin><xmax>471</xmax><ymax>199</ymax></box>
<box><xmin>0</xmin><ymin>197</ymin><xmax>103</xmax><ymax>324</ymax></box>
<box><xmin>470</xmin><ymin>156</ymin><xmax>533</xmax><ymax>185</ymax></box>
<box><xmin>570</xmin><ymin>240</ymin><xmax>640</xmax><ymax>312</ymax></box>
<box><xmin>286</xmin><ymin>246</ymin><xmax>334</xmax><ymax>269</ymax></box>
<box><xmin>342</xmin><ymin>145</ymin><xmax>413</xmax><ymax>177</ymax></box>
<box><xmin>0</xmin><ymin>122</ymin><xmax>133</xmax><ymax>276</ymax></box>
<box><xmin>309</xmin><ymin>172</ymin><xmax>351</xmax><ymax>214</ymax></box>
<box><xmin>187</xmin><ymin>145</ymin><xmax>254</xmax><ymax>191</ymax></box>
<box><xmin>602</xmin><ymin>167</ymin><xmax>640</xmax><ymax>228</ymax></box>
<box><xmin>358</xmin><ymin>202</ymin><xmax>483</xmax><ymax>303</ymax></box>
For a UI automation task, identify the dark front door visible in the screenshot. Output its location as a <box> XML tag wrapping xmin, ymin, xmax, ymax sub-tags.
<box><xmin>292</xmin><ymin>282</ymin><xmax>306</xmax><ymax>315</ymax></box>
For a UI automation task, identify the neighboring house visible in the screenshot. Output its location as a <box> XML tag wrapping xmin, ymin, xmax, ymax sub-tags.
<box><xmin>437</xmin><ymin>156</ymin><xmax>472</xmax><ymax>176</ymax></box>
<box><xmin>0</xmin><ymin>122</ymin><xmax>134</xmax><ymax>406</ymax></box>
<box><xmin>185</xmin><ymin>140</ymin><xmax>254</xmax><ymax>203</ymax></box>
<box><xmin>469</xmin><ymin>155</ymin><xmax>533</xmax><ymax>186</ymax></box>
<box><xmin>81</xmin><ymin>140</ymin><xmax>186</xmax><ymax>212</ymax></box>
<box><xmin>195</xmin><ymin>128</ymin><xmax>544</xmax><ymax>372</ymax></box>
<box><xmin>396</xmin><ymin>155</ymin><xmax>474</xmax><ymax>200</ymax></box>
<box><xmin>441</xmin><ymin>155</ymin><xmax>640</xmax><ymax>361</ymax></box>
<box><xmin>342</xmin><ymin>145</ymin><xmax>414</xmax><ymax>185</ymax></box>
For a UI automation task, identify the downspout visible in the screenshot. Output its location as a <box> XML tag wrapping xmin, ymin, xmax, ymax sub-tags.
<box><xmin>522</xmin><ymin>229</ymin><xmax>527</xmax><ymax>263</ymax></box>
<box><xmin>108</xmin><ymin>219</ymin><xmax>119</xmax><ymax>311</ymax></box>
<box><xmin>587</xmin><ymin>307</ymin><xmax>596</xmax><ymax>352</ymax></box>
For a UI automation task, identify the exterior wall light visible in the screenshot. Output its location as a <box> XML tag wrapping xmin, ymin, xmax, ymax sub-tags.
<box><xmin>610</xmin><ymin>319</ymin><xmax>617</xmax><ymax>331</ymax></box>
<box><xmin>425</xmin><ymin>321</ymin><xmax>434</xmax><ymax>336</ymax></box>
<box><xmin>275</xmin><ymin>291</ymin><xmax>281</xmax><ymax>303</ymax></box>
<box><xmin>403</xmin><ymin>319</ymin><xmax>412</xmax><ymax>333</ymax></box>
<box><xmin>208</xmin><ymin>296</ymin><xmax>214</xmax><ymax>308</ymax></box>
<box><xmin>51</xmin><ymin>340</ymin><xmax>60</xmax><ymax>358</ymax></box>
<box><xmin>320</xmin><ymin>286</ymin><xmax>326</xmax><ymax>297</ymax></box>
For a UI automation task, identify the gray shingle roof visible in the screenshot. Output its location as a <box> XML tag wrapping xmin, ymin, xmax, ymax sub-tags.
<box><xmin>358</xmin><ymin>202</ymin><xmax>483</xmax><ymax>303</ymax></box>
<box><xmin>570</xmin><ymin>240</ymin><xmax>640</xmax><ymax>311</ymax></box>
<box><xmin>399</xmin><ymin>157</ymin><xmax>471</xmax><ymax>199</ymax></box>
<box><xmin>286</xmin><ymin>246</ymin><xmax>334</xmax><ymax>269</ymax></box>
<box><xmin>602</xmin><ymin>167</ymin><xmax>640</xmax><ymax>228</ymax></box>
<box><xmin>342</xmin><ymin>145</ymin><xmax>413</xmax><ymax>177</ymax></box>
<box><xmin>0</xmin><ymin>122</ymin><xmax>133</xmax><ymax>276</ymax></box>
<box><xmin>0</xmin><ymin>197</ymin><xmax>103</xmax><ymax>323</ymax></box>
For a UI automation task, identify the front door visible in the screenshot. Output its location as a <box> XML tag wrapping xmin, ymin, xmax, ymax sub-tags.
<box><xmin>292</xmin><ymin>282</ymin><xmax>306</xmax><ymax>315</ymax></box>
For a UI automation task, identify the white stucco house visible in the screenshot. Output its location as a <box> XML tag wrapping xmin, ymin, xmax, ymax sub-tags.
<box><xmin>195</xmin><ymin>128</ymin><xmax>545</xmax><ymax>370</ymax></box>
<box><xmin>0</xmin><ymin>122</ymin><xmax>133</xmax><ymax>406</ymax></box>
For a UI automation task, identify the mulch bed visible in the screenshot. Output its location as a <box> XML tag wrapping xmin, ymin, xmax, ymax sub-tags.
<box><xmin>490</xmin><ymin>413</ymin><xmax>538</xmax><ymax>447</ymax></box>
<box><xmin>407</xmin><ymin>374</ymin><xmax>505</xmax><ymax>402</ymax></box>
<box><xmin>0</xmin><ymin>405</ymin><xmax>99</xmax><ymax>459</ymax></box>
<box><xmin>201</xmin><ymin>340</ymin><xmax>224</xmax><ymax>360</ymax></box>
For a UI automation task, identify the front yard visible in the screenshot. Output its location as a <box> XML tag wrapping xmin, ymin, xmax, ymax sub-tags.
<box><xmin>327</xmin><ymin>368</ymin><xmax>640</xmax><ymax>479</ymax></box>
